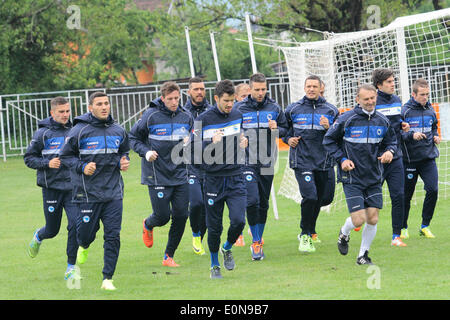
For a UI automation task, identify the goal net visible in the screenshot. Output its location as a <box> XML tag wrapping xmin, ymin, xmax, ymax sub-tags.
<box><xmin>278</xmin><ymin>8</ymin><xmax>450</xmax><ymax>210</ymax></box>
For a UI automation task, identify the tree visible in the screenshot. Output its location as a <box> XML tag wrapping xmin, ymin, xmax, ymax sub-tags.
<box><xmin>0</xmin><ymin>0</ymin><xmax>157</xmax><ymax>94</ymax></box>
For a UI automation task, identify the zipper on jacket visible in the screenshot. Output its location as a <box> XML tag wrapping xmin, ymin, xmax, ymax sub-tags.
<box><xmin>104</xmin><ymin>129</ymin><xmax>108</xmax><ymax>154</ymax></box>
<box><xmin>367</xmin><ymin>113</ymin><xmax>371</xmax><ymax>143</ymax></box>
<box><xmin>311</xmin><ymin>101</ymin><xmax>316</xmax><ymax>130</ymax></box>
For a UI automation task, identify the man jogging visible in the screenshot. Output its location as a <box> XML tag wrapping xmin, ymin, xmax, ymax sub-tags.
<box><xmin>60</xmin><ymin>91</ymin><xmax>130</xmax><ymax>290</ymax></box>
<box><xmin>195</xmin><ymin>79</ymin><xmax>248</xmax><ymax>279</ymax></box>
<box><xmin>130</xmin><ymin>82</ymin><xmax>193</xmax><ymax>267</ymax></box>
<box><xmin>401</xmin><ymin>78</ymin><xmax>440</xmax><ymax>238</ymax></box>
<box><xmin>25</xmin><ymin>96</ymin><xmax>78</xmax><ymax>281</ymax></box>
<box><xmin>372</xmin><ymin>68</ymin><xmax>409</xmax><ymax>247</ymax></box>
<box><xmin>284</xmin><ymin>75</ymin><xmax>339</xmax><ymax>253</ymax></box>
<box><xmin>324</xmin><ymin>84</ymin><xmax>397</xmax><ymax>265</ymax></box>
<box><xmin>234</xmin><ymin>73</ymin><xmax>288</xmax><ymax>261</ymax></box>
<box><xmin>184</xmin><ymin>77</ymin><xmax>212</xmax><ymax>255</ymax></box>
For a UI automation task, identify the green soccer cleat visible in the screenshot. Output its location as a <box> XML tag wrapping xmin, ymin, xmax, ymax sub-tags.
<box><xmin>311</xmin><ymin>233</ymin><xmax>321</xmax><ymax>243</ymax></box>
<box><xmin>308</xmin><ymin>236</ymin><xmax>316</xmax><ymax>253</ymax></box>
<box><xmin>419</xmin><ymin>226</ymin><xmax>435</xmax><ymax>238</ymax></box>
<box><xmin>64</xmin><ymin>265</ymin><xmax>81</xmax><ymax>281</ymax></box>
<box><xmin>400</xmin><ymin>228</ymin><xmax>409</xmax><ymax>239</ymax></box>
<box><xmin>298</xmin><ymin>234</ymin><xmax>310</xmax><ymax>253</ymax></box>
<box><xmin>27</xmin><ymin>230</ymin><xmax>41</xmax><ymax>258</ymax></box>
<box><xmin>77</xmin><ymin>246</ymin><xmax>89</xmax><ymax>264</ymax></box>
<box><xmin>192</xmin><ymin>236</ymin><xmax>205</xmax><ymax>255</ymax></box>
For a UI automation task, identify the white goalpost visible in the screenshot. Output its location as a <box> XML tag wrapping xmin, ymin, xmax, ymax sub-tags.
<box><xmin>278</xmin><ymin>8</ymin><xmax>450</xmax><ymax>210</ymax></box>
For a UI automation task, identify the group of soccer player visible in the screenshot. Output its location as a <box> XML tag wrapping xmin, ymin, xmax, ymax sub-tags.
<box><xmin>24</xmin><ymin>68</ymin><xmax>440</xmax><ymax>288</ymax></box>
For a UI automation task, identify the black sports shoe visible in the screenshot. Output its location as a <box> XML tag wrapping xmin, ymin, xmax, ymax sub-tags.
<box><xmin>337</xmin><ymin>230</ymin><xmax>350</xmax><ymax>255</ymax></box>
<box><xmin>210</xmin><ymin>266</ymin><xmax>223</xmax><ymax>279</ymax></box>
<box><xmin>356</xmin><ymin>250</ymin><xmax>374</xmax><ymax>265</ymax></box>
<box><xmin>220</xmin><ymin>247</ymin><xmax>235</xmax><ymax>270</ymax></box>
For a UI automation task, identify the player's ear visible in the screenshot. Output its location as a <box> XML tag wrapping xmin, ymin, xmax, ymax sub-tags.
<box><xmin>214</xmin><ymin>95</ymin><xmax>219</xmax><ymax>104</ymax></box>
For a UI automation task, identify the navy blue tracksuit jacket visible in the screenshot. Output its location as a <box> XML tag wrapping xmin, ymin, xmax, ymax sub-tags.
<box><xmin>24</xmin><ymin>117</ymin><xmax>72</xmax><ymax>191</ymax></box>
<box><xmin>234</xmin><ymin>94</ymin><xmax>288</xmax><ymax>169</ymax></box>
<box><xmin>401</xmin><ymin>97</ymin><xmax>439</xmax><ymax>164</ymax></box>
<box><xmin>194</xmin><ymin>105</ymin><xmax>245</xmax><ymax>176</ymax></box>
<box><xmin>375</xmin><ymin>90</ymin><xmax>404</xmax><ymax>160</ymax></box>
<box><xmin>184</xmin><ymin>97</ymin><xmax>212</xmax><ymax>178</ymax></box>
<box><xmin>60</xmin><ymin>113</ymin><xmax>130</xmax><ymax>203</ymax></box>
<box><xmin>129</xmin><ymin>98</ymin><xmax>193</xmax><ymax>186</ymax></box>
<box><xmin>323</xmin><ymin>105</ymin><xmax>397</xmax><ymax>187</ymax></box>
<box><xmin>284</xmin><ymin>95</ymin><xmax>339</xmax><ymax>171</ymax></box>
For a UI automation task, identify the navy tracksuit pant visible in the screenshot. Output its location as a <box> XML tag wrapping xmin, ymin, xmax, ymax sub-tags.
<box><xmin>38</xmin><ymin>188</ymin><xmax>78</xmax><ymax>265</ymax></box>
<box><xmin>188</xmin><ymin>174</ymin><xmax>206</xmax><ymax>238</ymax></box>
<box><xmin>76</xmin><ymin>200</ymin><xmax>123</xmax><ymax>280</ymax></box>
<box><xmin>403</xmin><ymin>159</ymin><xmax>438</xmax><ymax>228</ymax></box>
<box><xmin>204</xmin><ymin>175</ymin><xmax>246</xmax><ymax>253</ymax></box>
<box><xmin>244</xmin><ymin>167</ymin><xmax>274</xmax><ymax>227</ymax></box>
<box><xmin>145</xmin><ymin>184</ymin><xmax>189</xmax><ymax>257</ymax></box>
<box><xmin>295</xmin><ymin>169</ymin><xmax>331</xmax><ymax>236</ymax></box>
<box><xmin>382</xmin><ymin>157</ymin><xmax>405</xmax><ymax>235</ymax></box>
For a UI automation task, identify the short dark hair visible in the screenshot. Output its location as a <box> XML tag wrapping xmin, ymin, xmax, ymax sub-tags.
<box><xmin>50</xmin><ymin>96</ymin><xmax>69</xmax><ymax>109</ymax></box>
<box><xmin>357</xmin><ymin>84</ymin><xmax>377</xmax><ymax>96</ymax></box>
<box><xmin>304</xmin><ymin>75</ymin><xmax>322</xmax><ymax>86</ymax></box>
<box><xmin>161</xmin><ymin>81</ymin><xmax>180</xmax><ymax>97</ymax></box>
<box><xmin>215</xmin><ymin>79</ymin><xmax>235</xmax><ymax>98</ymax></box>
<box><xmin>412</xmin><ymin>78</ymin><xmax>429</xmax><ymax>94</ymax></box>
<box><xmin>188</xmin><ymin>77</ymin><xmax>204</xmax><ymax>88</ymax></box>
<box><xmin>249</xmin><ymin>73</ymin><xmax>266</xmax><ymax>87</ymax></box>
<box><xmin>88</xmin><ymin>92</ymin><xmax>108</xmax><ymax>106</ymax></box>
<box><xmin>372</xmin><ymin>68</ymin><xmax>394</xmax><ymax>89</ymax></box>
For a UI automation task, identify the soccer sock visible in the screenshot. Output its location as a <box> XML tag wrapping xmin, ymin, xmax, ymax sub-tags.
<box><xmin>192</xmin><ymin>231</ymin><xmax>201</xmax><ymax>237</ymax></box>
<box><xmin>257</xmin><ymin>223</ymin><xmax>265</xmax><ymax>240</ymax></box>
<box><xmin>392</xmin><ymin>234</ymin><xmax>400</xmax><ymax>240</ymax></box>
<box><xmin>35</xmin><ymin>229</ymin><xmax>42</xmax><ymax>243</ymax></box>
<box><xmin>249</xmin><ymin>225</ymin><xmax>260</xmax><ymax>242</ymax></box>
<box><xmin>223</xmin><ymin>241</ymin><xmax>232</xmax><ymax>251</ymax></box>
<box><xmin>341</xmin><ymin>217</ymin><xmax>355</xmax><ymax>236</ymax></box>
<box><xmin>359</xmin><ymin>223</ymin><xmax>377</xmax><ymax>257</ymax></box>
<box><xmin>421</xmin><ymin>224</ymin><xmax>428</xmax><ymax>229</ymax></box>
<box><xmin>144</xmin><ymin>219</ymin><xmax>153</xmax><ymax>231</ymax></box>
<box><xmin>210</xmin><ymin>252</ymin><xmax>219</xmax><ymax>268</ymax></box>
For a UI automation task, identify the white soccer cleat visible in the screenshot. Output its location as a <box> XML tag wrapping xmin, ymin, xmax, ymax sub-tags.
<box><xmin>101</xmin><ymin>279</ymin><xmax>116</xmax><ymax>291</ymax></box>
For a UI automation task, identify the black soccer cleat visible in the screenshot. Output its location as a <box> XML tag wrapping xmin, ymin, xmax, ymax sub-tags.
<box><xmin>356</xmin><ymin>250</ymin><xmax>374</xmax><ymax>265</ymax></box>
<box><xmin>210</xmin><ymin>265</ymin><xmax>223</xmax><ymax>279</ymax></box>
<box><xmin>337</xmin><ymin>230</ymin><xmax>350</xmax><ymax>255</ymax></box>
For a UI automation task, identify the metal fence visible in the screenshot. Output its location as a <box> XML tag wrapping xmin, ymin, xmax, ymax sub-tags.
<box><xmin>0</xmin><ymin>77</ymin><xmax>290</xmax><ymax>161</ymax></box>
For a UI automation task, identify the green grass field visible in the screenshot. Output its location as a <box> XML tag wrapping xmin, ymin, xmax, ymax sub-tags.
<box><xmin>0</xmin><ymin>151</ymin><xmax>449</xmax><ymax>300</ymax></box>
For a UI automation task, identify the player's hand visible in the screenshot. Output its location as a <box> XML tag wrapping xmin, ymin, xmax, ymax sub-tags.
<box><xmin>378</xmin><ymin>150</ymin><xmax>393</xmax><ymax>164</ymax></box>
<box><xmin>212</xmin><ymin>131</ymin><xmax>224</xmax><ymax>144</ymax></box>
<box><xmin>341</xmin><ymin>159</ymin><xmax>355</xmax><ymax>172</ymax></box>
<box><xmin>413</xmin><ymin>132</ymin><xmax>427</xmax><ymax>141</ymax></box>
<box><xmin>120</xmin><ymin>156</ymin><xmax>130</xmax><ymax>171</ymax></box>
<box><xmin>83</xmin><ymin>162</ymin><xmax>96</xmax><ymax>176</ymax></box>
<box><xmin>401</xmin><ymin>122</ymin><xmax>410</xmax><ymax>132</ymax></box>
<box><xmin>434</xmin><ymin>135</ymin><xmax>441</xmax><ymax>144</ymax></box>
<box><xmin>239</xmin><ymin>133</ymin><xmax>248</xmax><ymax>149</ymax></box>
<box><xmin>268</xmin><ymin>119</ymin><xmax>278</xmax><ymax>130</ymax></box>
<box><xmin>288</xmin><ymin>136</ymin><xmax>301</xmax><ymax>148</ymax></box>
<box><xmin>48</xmin><ymin>157</ymin><xmax>61</xmax><ymax>169</ymax></box>
<box><xmin>145</xmin><ymin>150</ymin><xmax>158</xmax><ymax>162</ymax></box>
<box><xmin>320</xmin><ymin>115</ymin><xmax>330</xmax><ymax>129</ymax></box>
